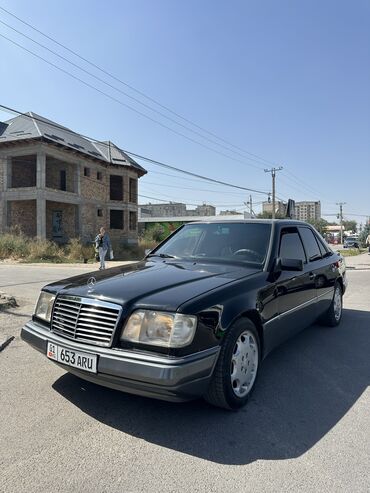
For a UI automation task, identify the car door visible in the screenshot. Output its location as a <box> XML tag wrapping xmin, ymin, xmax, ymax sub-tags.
<box><xmin>273</xmin><ymin>227</ymin><xmax>318</xmax><ymax>345</ymax></box>
<box><xmin>298</xmin><ymin>226</ymin><xmax>335</xmax><ymax>316</ymax></box>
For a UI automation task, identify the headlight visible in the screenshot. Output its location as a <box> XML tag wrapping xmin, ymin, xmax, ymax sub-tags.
<box><xmin>121</xmin><ymin>310</ymin><xmax>197</xmax><ymax>348</ymax></box>
<box><xmin>35</xmin><ymin>292</ymin><xmax>55</xmax><ymax>322</ymax></box>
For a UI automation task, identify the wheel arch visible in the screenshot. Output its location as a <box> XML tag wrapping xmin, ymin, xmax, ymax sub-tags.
<box><xmin>232</xmin><ymin>310</ymin><xmax>265</xmax><ymax>358</ymax></box>
<box><xmin>336</xmin><ymin>276</ymin><xmax>344</xmax><ymax>293</ymax></box>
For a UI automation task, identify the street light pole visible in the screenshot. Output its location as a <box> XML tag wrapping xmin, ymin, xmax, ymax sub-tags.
<box><xmin>264</xmin><ymin>167</ymin><xmax>283</xmax><ymax>219</ymax></box>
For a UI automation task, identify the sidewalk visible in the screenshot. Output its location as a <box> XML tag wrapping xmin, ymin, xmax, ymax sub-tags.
<box><xmin>343</xmin><ymin>252</ymin><xmax>370</xmax><ymax>270</ymax></box>
<box><xmin>0</xmin><ymin>260</ymin><xmax>137</xmax><ymax>269</ymax></box>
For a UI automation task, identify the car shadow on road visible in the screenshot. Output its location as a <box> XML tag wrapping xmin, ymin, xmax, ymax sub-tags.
<box><xmin>53</xmin><ymin>308</ymin><xmax>370</xmax><ymax>465</ymax></box>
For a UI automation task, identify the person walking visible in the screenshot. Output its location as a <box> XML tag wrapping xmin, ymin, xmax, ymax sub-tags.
<box><xmin>366</xmin><ymin>233</ymin><xmax>370</xmax><ymax>254</ymax></box>
<box><xmin>95</xmin><ymin>227</ymin><xmax>112</xmax><ymax>270</ymax></box>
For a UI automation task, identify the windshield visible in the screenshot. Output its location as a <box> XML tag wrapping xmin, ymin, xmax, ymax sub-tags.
<box><xmin>150</xmin><ymin>222</ymin><xmax>272</xmax><ymax>266</ymax></box>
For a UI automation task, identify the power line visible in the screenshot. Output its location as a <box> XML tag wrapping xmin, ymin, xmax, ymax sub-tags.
<box><xmin>0</xmin><ymin>18</ymin><xmax>272</xmax><ymax>170</ymax></box>
<box><xmin>282</xmin><ymin>169</ymin><xmax>335</xmax><ymax>204</ymax></box>
<box><xmin>137</xmin><ymin>166</ymin><xmax>266</xmax><ymax>193</ymax></box>
<box><xmin>141</xmin><ymin>180</ymin><xmax>258</xmax><ymax>195</ymax></box>
<box><xmin>0</xmin><ymin>6</ymin><xmax>339</xmax><ymax>207</ymax></box>
<box><xmin>0</xmin><ymin>31</ymin><xmax>268</xmax><ymax>172</ymax></box>
<box><xmin>0</xmin><ymin>33</ymin><xmax>264</xmax><ymax>172</ymax></box>
<box><xmin>0</xmin><ymin>4</ymin><xmax>277</xmax><ymax>168</ymax></box>
<box><xmin>0</xmin><ymin>104</ymin><xmax>270</xmax><ymax>196</ymax></box>
<box><xmin>139</xmin><ymin>192</ymin><xmax>247</xmax><ymax>209</ymax></box>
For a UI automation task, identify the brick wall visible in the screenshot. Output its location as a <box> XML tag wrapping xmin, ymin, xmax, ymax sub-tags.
<box><xmin>8</xmin><ymin>200</ymin><xmax>37</xmax><ymax>236</ymax></box>
<box><xmin>80</xmin><ymin>203</ymin><xmax>100</xmax><ymax>243</ymax></box>
<box><xmin>46</xmin><ymin>156</ymin><xmax>76</xmax><ymax>192</ymax></box>
<box><xmin>46</xmin><ymin>201</ymin><xmax>77</xmax><ymax>240</ymax></box>
<box><xmin>80</xmin><ymin>163</ymin><xmax>108</xmax><ymax>201</ymax></box>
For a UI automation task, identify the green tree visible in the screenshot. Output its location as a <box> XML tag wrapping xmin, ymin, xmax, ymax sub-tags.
<box><xmin>256</xmin><ymin>211</ymin><xmax>285</xmax><ymax>219</ymax></box>
<box><xmin>359</xmin><ymin>224</ymin><xmax>370</xmax><ymax>248</ymax></box>
<box><xmin>142</xmin><ymin>222</ymin><xmax>184</xmax><ymax>243</ymax></box>
<box><xmin>342</xmin><ymin>220</ymin><xmax>357</xmax><ymax>233</ymax></box>
<box><xmin>306</xmin><ymin>218</ymin><xmax>329</xmax><ymax>236</ymax></box>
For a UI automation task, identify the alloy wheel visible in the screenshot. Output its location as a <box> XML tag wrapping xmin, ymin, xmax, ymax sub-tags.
<box><xmin>230</xmin><ymin>330</ymin><xmax>259</xmax><ymax>397</ymax></box>
<box><xmin>333</xmin><ymin>286</ymin><xmax>342</xmax><ymax>322</ymax></box>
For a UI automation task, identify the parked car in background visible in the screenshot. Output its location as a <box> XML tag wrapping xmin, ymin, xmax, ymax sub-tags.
<box><xmin>343</xmin><ymin>236</ymin><xmax>360</xmax><ymax>249</ymax></box>
<box><xmin>22</xmin><ymin>220</ymin><xmax>347</xmax><ymax>410</ymax></box>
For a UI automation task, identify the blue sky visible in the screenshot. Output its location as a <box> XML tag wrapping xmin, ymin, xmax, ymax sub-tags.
<box><xmin>0</xmin><ymin>0</ymin><xmax>369</xmax><ymax>224</ymax></box>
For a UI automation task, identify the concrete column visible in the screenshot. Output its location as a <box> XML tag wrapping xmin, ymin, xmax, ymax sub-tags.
<box><xmin>75</xmin><ymin>204</ymin><xmax>82</xmax><ymax>237</ymax></box>
<box><xmin>0</xmin><ymin>198</ymin><xmax>7</xmax><ymax>232</ymax></box>
<box><xmin>36</xmin><ymin>152</ymin><xmax>46</xmax><ymax>189</ymax></box>
<box><xmin>36</xmin><ymin>196</ymin><xmax>46</xmax><ymax>239</ymax></box>
<box><xmin>75</xmin><ymin>162</ymin><xmax>81</xmax><ymax>195</ymax></box>
<box><xmin>3</xmin><ymin>157</ymin><xmax>11</xmax><ymax>190</ymax></box>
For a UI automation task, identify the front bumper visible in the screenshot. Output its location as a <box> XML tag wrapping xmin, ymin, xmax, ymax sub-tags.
<box><xmin>21</xmin><ymin>321</ymin><xmax>220</xmax><ymax>402</ymax></box>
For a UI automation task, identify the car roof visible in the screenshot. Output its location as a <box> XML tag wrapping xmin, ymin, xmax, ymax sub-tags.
<box><xmin>186</xmin><ymin>219</ymin><xmax>313</xmax><ymax>227</ymax></box>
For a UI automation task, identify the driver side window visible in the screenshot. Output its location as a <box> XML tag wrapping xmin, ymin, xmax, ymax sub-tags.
<box><xmin>279</xmin><ymin>231</ymin><xmax>306</xmax><ymax>262</ymax></box>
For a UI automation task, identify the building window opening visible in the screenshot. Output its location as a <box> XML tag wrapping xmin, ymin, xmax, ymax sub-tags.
<box><xmin>110</xmin><ymin>175</ymin><xmax>123</xmax><ymax>201</ymax></box>
<box><xmin>60</xmin><ymin>170</ymin><xmax>66</xmax><ymax>191</ymax></box>
<box><xmin>84</xmin><ymin>167</ymin><xmax>90</xmax><ymax>177</ymax></box>
<box><xmin>110</xmin><ymin>210</ymin><xmax>123</xmax><ymax>229</ymax></box>
<box><xmin>129</xmin><ymin>211</ymin><xmax>137</xmax><ymax>231</ymax></box>
<box><xmin>10</xmin><ymin>155</ymin><xmax>37</xmax><ymax>188</ymax></box>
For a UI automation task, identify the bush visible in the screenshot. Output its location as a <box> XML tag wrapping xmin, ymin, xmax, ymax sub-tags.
<box><xmin>0</xmin><ymin>232</ymin><xmax>30</xmax><ymax>259</ymax></box>
<box><xmin>142</xmin><ymin>222</ymin><xmax>183</xmax><ymax>243</ymax></box>
<box><xmin>115</xmin><ymin>243</ymin><xmax>146</xmax><ymax>261</ymax></box>
<box><xmin>0</xmin><ymin>234</ymin><xmax>152</xmax><ymax>263</ymax></box>
<box><xmin>65</xmin><ymin>238</ymin><xmax>94</xmax><ymax>261</ymax></box>
<box><xmin>0</xmin><ymin>234</ymin><xmax>95</xmax><ymax>262</ymax></box>
<box><xmin>27</xmin><ymin>239</ymin><xmax>64</xmax><ymax>262</ymax></box>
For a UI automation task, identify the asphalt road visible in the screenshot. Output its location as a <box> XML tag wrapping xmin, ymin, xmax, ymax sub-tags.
<box><xmin>0</xmin><ymin>264</ymin><xmax>369</xmax><ymax>492</ymax></box>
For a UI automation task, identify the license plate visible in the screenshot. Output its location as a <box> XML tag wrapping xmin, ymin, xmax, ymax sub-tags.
<box><xmin>47</xmin><ymin>342</ymin><xmax>97</xmax><ymax>373</ymax></box>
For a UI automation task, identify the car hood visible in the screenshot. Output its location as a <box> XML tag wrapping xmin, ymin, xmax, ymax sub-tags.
<box><xmin>44</xmin><ymin>259</ymin><xmax>260</xmax><ymax>312</ymax></box>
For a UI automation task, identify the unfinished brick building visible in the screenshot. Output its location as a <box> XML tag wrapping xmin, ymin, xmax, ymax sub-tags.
<box><xmin>0</xmin><ymin>112</ymin><xmax>146</xmax><ymax>247</ymax></box>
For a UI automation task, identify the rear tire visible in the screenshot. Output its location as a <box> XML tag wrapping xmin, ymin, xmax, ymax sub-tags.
<box><xmin>319</xmin><ymin>283</ymin><xmax>343</xmax><ymax>327</ymax></box>
<box><xmin>204</xmin><ymin>318</ymin><xmax>260</xmax><ymax>410</ymax></box>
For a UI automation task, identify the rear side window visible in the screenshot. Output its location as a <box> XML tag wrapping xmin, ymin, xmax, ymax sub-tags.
<box><xmin>316</xmin><ymin>239</ymin><xmax>326</xmax><ymax>256</ymax></box>
<box><xmin>279</xmin><ymin>231</ymin><xmax>306</xmax><ymax>262</ymax></box>
<box><xmin>299</xmin><ymin>227</ymin><xmax>322</xmax><ymax>261</ymax></box>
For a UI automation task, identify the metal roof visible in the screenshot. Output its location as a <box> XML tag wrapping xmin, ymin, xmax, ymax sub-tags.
<box><xmin>0</xmin><ymin>112</ymin><xmax>146</xmax><ymax>175</ymax></box>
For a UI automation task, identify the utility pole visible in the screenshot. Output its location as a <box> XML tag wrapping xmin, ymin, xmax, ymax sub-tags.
<box><xmin>246</xmin><ymin>195</ymin><xmax>253</xmax><ymax>218</ymax></box>
<box><xmin>336</xmin><ymin>202</ymin><xmax>346</xmax><ymax>244</ymax></box>
<box><xmin>264</xmin><ymin>167</ymin><xmax>283</xmax><ymax>219</ymax></box>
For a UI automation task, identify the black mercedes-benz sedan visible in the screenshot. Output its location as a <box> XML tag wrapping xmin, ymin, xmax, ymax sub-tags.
<box><xmin>21</xmin><ymin>220</ymin><xmax>347</xmax><ymax>410</ymax></box>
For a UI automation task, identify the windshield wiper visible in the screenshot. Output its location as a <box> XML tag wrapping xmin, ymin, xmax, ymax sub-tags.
<box><xmin>147</xmin><ymin>253</ymin><xmax>177</xmax><ymax>259</ymax></box>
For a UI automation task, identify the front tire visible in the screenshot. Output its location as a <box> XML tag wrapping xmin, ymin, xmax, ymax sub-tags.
<box><xmin>319</xmin><ymin>283</ymin><xmax>343</xmax><ymax>327</ymax></box>
<box><xmin>204</xmin><ymin>318</ymin><xmax>260</xmax><ymax>410</ymax></box>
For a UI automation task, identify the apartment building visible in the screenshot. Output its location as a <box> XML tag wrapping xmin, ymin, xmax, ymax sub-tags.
<box><xmin>139</xmin><ymin>202</ymin><xmax>216</xmax><ymax>218</ymax></box>
<box><xmin>295</xmin><ymin>201</ymin><xmax>321</xmax><ymax>221</ymax></box>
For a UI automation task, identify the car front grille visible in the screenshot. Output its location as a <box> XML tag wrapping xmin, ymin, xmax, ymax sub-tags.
<box><xmin>51</xmin><ymin>295</ymin><xmax>122</xmax><ymax>347</ymax></box>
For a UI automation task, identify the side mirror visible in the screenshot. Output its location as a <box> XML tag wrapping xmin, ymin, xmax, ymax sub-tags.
<box><xmin>275</xmin><ymin>257</ymin><xmax>304</xmax><ymax>272</ymax></box>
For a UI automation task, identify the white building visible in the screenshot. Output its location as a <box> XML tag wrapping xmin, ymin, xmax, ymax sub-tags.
<box><xmin>295</xmin><ymin>201</ymin><xmax>321</xmax><ymax>221</ymax></box>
